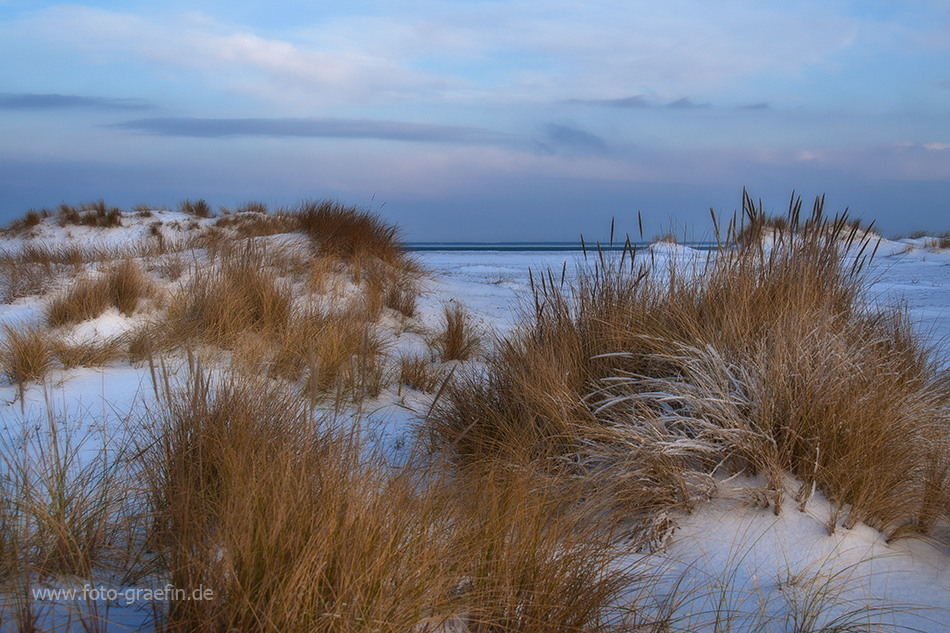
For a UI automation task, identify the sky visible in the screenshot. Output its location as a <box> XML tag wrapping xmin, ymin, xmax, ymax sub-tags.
<box><xmin>1</xmin><ymin>1</ymin><xmax>948</xmax><ymax>241</ymax></box>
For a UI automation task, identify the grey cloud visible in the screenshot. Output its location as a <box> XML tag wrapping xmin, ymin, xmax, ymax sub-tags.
<box><xmin>564</xmin><ymin>95</ymin><xmax>650</xmax><ymax>108</ymax></box>
<box><xmin>543</xmin><ymin>123</ymin><xmax>609</xmax><ymax>154</ymax></box>
<box><xmin>566</xmin><ymin>95</ymin><xmax>714</xmax><ymax>110</ymax></box>
<box><xmin>112</xmin><ymin>117</ymin><xmax>509</xmax><ymax>145</ymax></box>
<box><xmin>667</xmin><ymin>97</ymin><xmax>710</xmax><ymax>109</ymax></box>
<box><xmin>935</xmin><ymin>80</ymin><xmax>950</xmax><ymax>90</ymax></box>
<box><xmin>0</xmin><ymin>93</ymin><xmax>153</xmax><ymax>111</ymax></box>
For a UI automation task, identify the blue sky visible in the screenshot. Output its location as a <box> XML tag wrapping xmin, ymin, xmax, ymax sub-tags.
<box><xmin>1</xmin><ymin>1</ymin><xmax>948</xmax><ymax>240</ymax></box>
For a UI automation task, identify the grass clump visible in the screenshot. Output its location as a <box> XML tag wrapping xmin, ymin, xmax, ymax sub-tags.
<box><xmin>0</xmin><ymin>253</ymin><xmax>54</xmax><ymax>303</ymax></box>
<box><xmin>921</xmin><ymin>232</ymin><xmax>950</xmax><ymax>251</ymax></box>
<box><xmin>383</xmin><ymin>270</ymin><xmax>419</xmax><ymax>318</ymax></box>
<box><xmin>179</xmin><ymin>198</ymin><xmax>213</xmax><ymax>218</ymax></box>
<box><xmin>164</xmin><ymin>243</ymin><xmax>291</xmax><ymax>347</ymax></box>
<box><xmin>293</xmin><ymin>200</ymin><xmax>413</xmax><ymax>280</ymax></box>
<box><xmin>57</xmin><ymin>200</ymin><xmax>123</xmax><ymax>228</ymax></box>
<box><xmin>270</xmin><ymin>306</ymin><xmax>387</xmax><ymax>401</ymax></box>
<box><xmin>139</xmin><ymin>365</ymin><xmax>633</xmax><ymax>633</ymax></box>
<box><xmin>1</xmin><ymin>323</ymin><xmax>54</xmax><ymax>387</ymax></box>
<box><xmin>45</xmin><ymin>259</ymin><xmax>152</xmax><ymax>327</ymax></box>
<box><xmin>45</xmin><ymin>275</ymin><xmax>110</xmax><ymax>327</ymax></box>
<box><xmin>49</xmin><ymin>335</ymin><xmax>126</xmax><ymax>369</ymax></box>
<box><xmin>140</xmin><ymin>368</ymin><xmax>452</xmax><ymax>632</ymax></box>
<box><xmin>215</xmin><ymin>211</ymin><xmax>298</xmax><ymax>238</ymax></box>
<box><xmin>448</xmin><ymin>463</ymin><xmax>631</xmax><ymax>633</ymax></box>
<box><xmin>0</xmin><ymin>243</ymin><xmax>107</xmax><ymax>303</ymax></box>
<box><xmin>398</xmin><ymin>352</ymin><xmax>445</xmax><ymax>393</ymax></box>
<box><xmin>430</xmin><ymin>302</ymin><xmax>481</xmax><ymax>362</ymax></box>
<box><xmin>428</xmin><ymin>190</ymin><xmax>950</xmax><ymax>543</ymax></box>
<box><xmin>1</xmin><ymin>208</ymin><xmax>50</xmax><ymax>235</ymax></box>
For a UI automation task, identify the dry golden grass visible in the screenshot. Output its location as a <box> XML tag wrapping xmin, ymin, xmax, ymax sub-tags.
<box><xmin>144</xmin><ymin>211</ymin><xmax>420</xmax><ymax>401</ymax></box>
<box><xmin>271</xmin><ymin>305</ymin><xmax>387</xmax><ymax>401</ymax></box>
<box><xmin>45</xmin><ymin>259</ymin><xmax>153</xmax><ymax>327</ymax></box>
<box><xmin>430</xmin><ymin>302</ymin><xmax>481</xmax><ymax>362</ymax></box>
<box><xmin>446</xmin><ymin>462</ymin><xmax>632</xmax><ymax>633</ymax></box>
<box><xmin>178</xmin><ymin>198</ymin><xmax>213</xmax><ymax>218</ymax></box>
<box><xmin>45</xmin><ymin>274</ymin><xmax>111</xmax><ymax>327</ymax></box>
<box><xmin>385</xmin><ymin>277</ymin><xmax>419</xmax><ymax>318</ymax></box>
<box><xmin>398</xmin><ymin>352</ymin><xmax>445</xmax><ymax>393</ymax></box>
<box><xmin>293</xmin><ymin>200</ymin><xmax>412</xmax><ymax>281</ymax></box>
<box><xmin>138</xmin><ymin>366</ymin><xmax>633</xmax><ymax>633</ymax></box>
<box><xmin>56</xmin><ymin>200</ymin><xmax>123</xmax><ymax>228</ymax></box>
<box><xmin>155</xmin><ymin>252</ymin><xmax>186</xmax><ymax>281</ymax></box>
<box><xmin>736</xmin><ymin>190</ymin><xmax>877</xmax><ymax>246</ymax></box>
<box><xmin>1</xmin><ymin>194</ymin><xmax>935</xmax><ymax>630</ymax></box>
<box><xmin>378</xmin><ymin>260</ymin><xmax>423</xmax><ymax>320</ymax></box>
<box><xmin>1</xmin><ymin>322</ymin><xmax>54</xmax><ymax>387</ymax></box>
<box><xmin>215</xmin><ymin>207</ymin><xmax>299</xmax><ymax>238</ymax></box>
<box><xmin>0</xmin><ymin>243</ymin><xmax>111</xmax><ymax>303</ymax></box>
<box><xmin>0</xmin><ymin>255</ymin><xmax>54</xmax><ymax>303</ymax></box>
<box><xmin>1</xmin><ymin>208</ymin><xmax>50</xmax><ymax>236</ymax></box>
<box><xmin>108</xmin><ymin>258</ymin><xmax>153</xmax><ymax>316</ymax></box>
<box><xmin>0</xmin><ymin>421</ymin><xmax>140</xmax><ymax>581</ymax></box>
<box><xmin>163</xmin><ymin>243</ymin><xmax>292</xmax><ymax>347</ymax></box>
<box><xmin>139</xmin><ymin>368</ymin><xmax>452</xmax><ymax>632</ymax></box>
<box><xmin>49</xmin><ymin>335</ymin><xmax>127</xmax><ymax>369</ymax></box>
<box><xmin>0</xmin><ymin>408</ymin><xmax>145</xmax><ymax>631</ymax></box>
<box><xmin>428</xmin><ymin>192</ymin><xmax>950</xmax><ymax>543</ymax></box>
<box><xmin>236</xmin><ymin>200</ymin><xmax>268</xmax><ymax>215</ymax></box>
<box><xmin>305</xmin><ymin>253</ymin><xmax>340</xmax><ymax>295</ymax></box>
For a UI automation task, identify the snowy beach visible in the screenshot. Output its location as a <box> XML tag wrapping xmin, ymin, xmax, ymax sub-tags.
<box><xmin>1</xmin><ymin>205</ymin><xmax>949</xmax><ymax>632</ymax></box>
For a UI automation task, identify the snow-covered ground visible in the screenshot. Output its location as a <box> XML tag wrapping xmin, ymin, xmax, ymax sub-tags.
<box><xmin>2</xmin><ymin>214</ymin><xmax>950</xmax><ymax>631</ymax></box>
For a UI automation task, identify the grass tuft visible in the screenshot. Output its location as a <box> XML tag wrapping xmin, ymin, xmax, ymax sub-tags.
<box><xmin>163</xmin><ymin>243</ymin><xmax>291</xmax><ymax>347</ymax></box>
<box><xmin>1</xmin><ymin>208</ymin><xmax>50</xmax><ymax>235</ymax></box>
<box><xmin>45</xmin><ymin>259</ymin><xmax>152</xmax><ymax>327</ymax></box>
<box><xmin>49</xmin><ymin>335</ymin><xmax>126</xmax><ymax>369</ymax></box>
<box><xmin>140</xmin><ymin>369</ymin><xmax>457</xmax><ymax>632</ymax></box>
<box><xmin>178</xmin><ymin>198</ymin><xmax>213</xmax><ymax>218</ymax></box>
<box><xmin>1</xmin><ymin>322</ymin><xmax>54</xmax><ymax>387</ymax></box>
<box><xmin>398</xmin><ymin>352</ymin><xmax>445</xmax><ymax>393</ymax></box>
<box><xmin>431</xmin><ymin>302</ymin><xmax>481</xmax><ymax>362</ymax></box>
<box><xmin>293</xmin><ymin>200</ymin><xmax>409</xmax><ymax>278</ymax></box>
<box><xmin>428</xmin><ymin>190</ymin><xmax>950</xmax><ymax>542</ymax></box>
<box><xmin>271</xmin><ymin>305</ymin><xmax>387</xmax><ymax>401</ymax></box>
<box><xmin>56</xmin><ymin>200</ymin><xmax>123</xmax><ymax>228</ymax></box>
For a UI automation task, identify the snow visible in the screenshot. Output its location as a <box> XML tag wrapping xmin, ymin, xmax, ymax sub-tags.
<box><xmin>628</xmin><ymin>475</ymin><xmax>950</xmax><ymax>631</ymax></box>
<box><xmin>2</xmin><ymin>215</ymin><xmax>950</xmax><ymax>631</ymax></box>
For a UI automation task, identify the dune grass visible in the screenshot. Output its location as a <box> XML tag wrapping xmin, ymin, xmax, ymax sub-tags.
<box><xmin>49</xmin><ymin>335</ymin><xmax>127</xmax><ymax>369</ymax></box>
<box><xmin>430</xmin><ymin>302</ymin><xmax>481</xmax><ymax>362</ymax></box>
<box><xmin>0</xmin><ymin>397</ymin><xmax>145</xmax><ymax>630</ymax></box>
<box><xmin>45</xmin><ymin>259</ymin><xmax>154</xmax><ymax>327</ymax></box>
<box><xmin>134</xmin><ymin>364</ymin><xmax>634</xmax><ymax>633</ymax></box>
<box><xmin>269</xmin><ymin>304</ymin><xmax>388</xmax><ymax>401</ymax></box>
<box><xmin>56</xmin><ymin>200</ymin><xmax>124</xmax><ymax>228</ymax></box>
<box><xmin>294</xmin><ymin>200</ymin><xmax>405</xmax><ymax>272</ymax></box>
<box><xmin>398</xmin><ymin>352</ymin><xmax>446</xmax><ymax>393</ymax></box>
<box><xmin>178</xmin><ymin>198</ymin><xmax>213</xmax><ymax>218</ymax></box>
<box><xmin>1</xmin><ymin>322</ymin><xmax>54</xmax><ymax>388</ymax></box>
<box><xmin>427</xmin><ymin>191</ymin><xmax>950</xmax><ymax>542</ymax></box>
<box><xmin>163</xmin><ymin>242</ymin><xmax>292</xmax><ymax>348</ymax></box>
<box><xmin>0</xmin><ymin>243</ymin><xmax>112</xmax><ymax>304</ymax></box>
